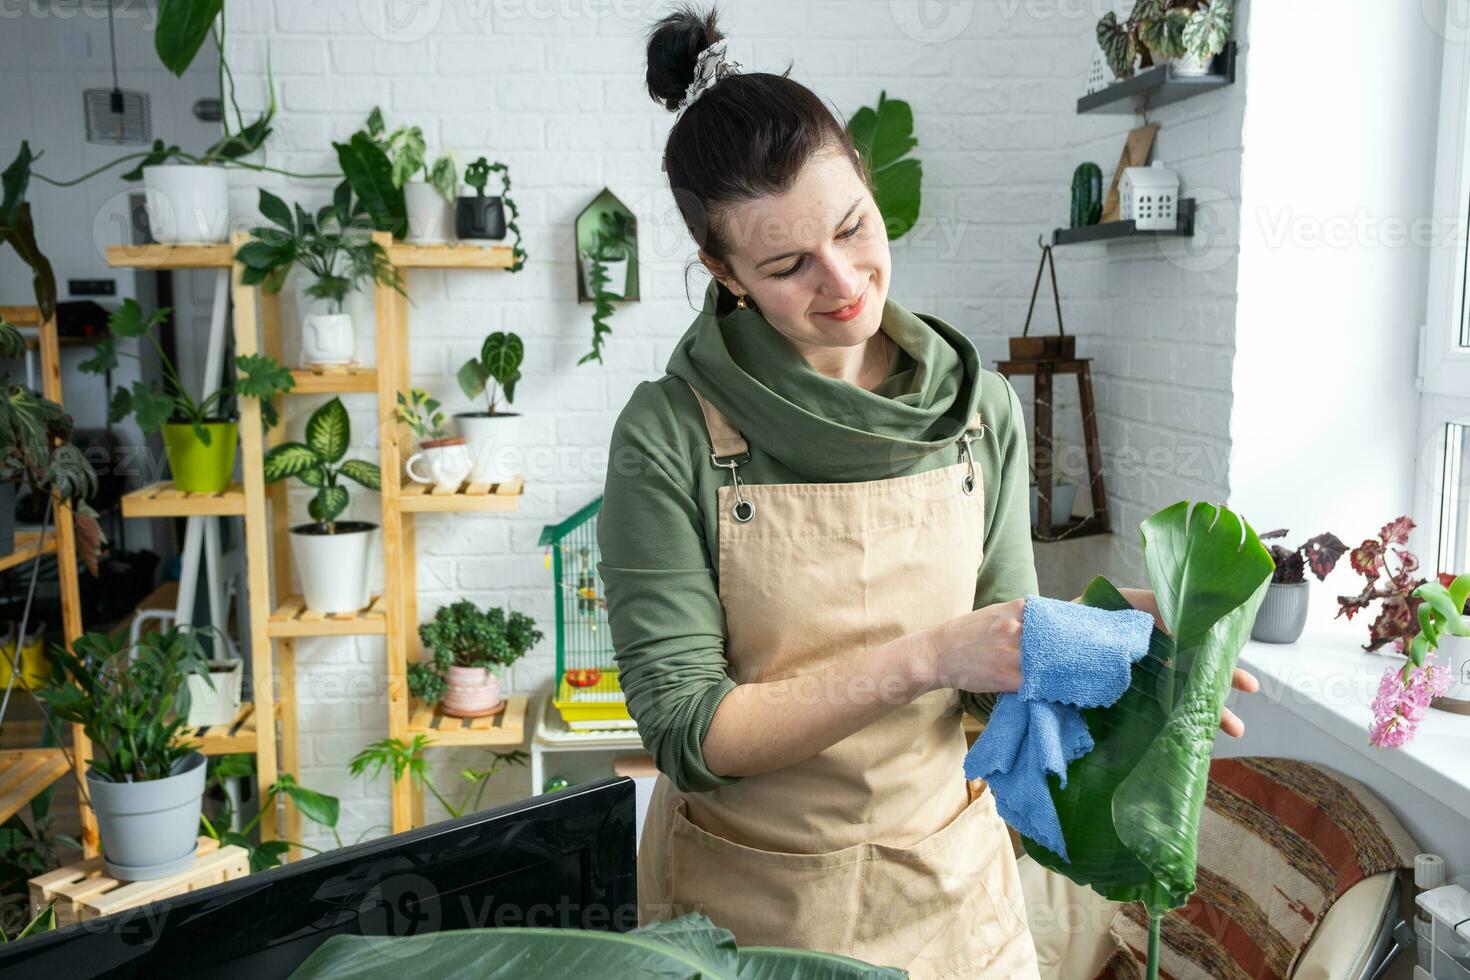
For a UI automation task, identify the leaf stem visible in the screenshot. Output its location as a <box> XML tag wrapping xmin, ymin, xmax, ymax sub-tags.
<box><xmin>1147</xmin><ymin>913</ymin><xmax>1161</xmax><ymax>980</ymax></box>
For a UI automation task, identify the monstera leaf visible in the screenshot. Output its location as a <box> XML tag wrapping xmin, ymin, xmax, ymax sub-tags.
<box><xmin>289</xmin><ymin>912</ymin><xmax>903</xmax><ymax>979</ymax></box>
<box><xmin>1022</xmin><ymin>501</ymin><xmax>1273</xmax><ymax>978</ymax></box>
<box><xmin>847</xmin><ymin>91</ymin><xmax>922</xmax><ymax>240</ymax></box>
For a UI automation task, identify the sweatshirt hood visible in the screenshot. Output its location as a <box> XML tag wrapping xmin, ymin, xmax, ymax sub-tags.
<box><xmin>665</xmin><ymin>280</ymin><xmax>985</xmax><ymax>482</ymax></box>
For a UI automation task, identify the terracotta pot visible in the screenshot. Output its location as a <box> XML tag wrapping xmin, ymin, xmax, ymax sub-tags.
<box><xmin>441</xmin><ymin>665</ymin><xmax>503</xmax><ymax>718</ymax></box>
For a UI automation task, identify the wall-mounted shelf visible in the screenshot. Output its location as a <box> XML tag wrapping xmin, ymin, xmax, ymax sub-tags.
<box><xmin>105</xmin><ymin>243</ymin><xmax>235</xmax><ymax>268</ymax></box>
<box><xmin>1052</xmin><ymin>198</ymin><xmax>1195</xmax><ymax>246</ymax></box>
<box><xmin>386</xmin><ymin>242</ymin><xmax>515</xmax><ymax>269</ymax></box>
<box><xmin>1078</xmin><ymin>42</ymin><xmax>1236</xmax><ymax>115</ymax></box>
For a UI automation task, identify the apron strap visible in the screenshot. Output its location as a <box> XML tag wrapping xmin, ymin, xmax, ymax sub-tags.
<box><xmin>684</xmin><ymin>381</ymin><xmax>749</xmax><ymax>460</ymax></box>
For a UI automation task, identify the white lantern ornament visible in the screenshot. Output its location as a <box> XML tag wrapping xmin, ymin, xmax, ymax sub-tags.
<box><xmin>1119</xmin><ymin>160</ymin><xmax>1180</xmax><ymax>231</ymax></box>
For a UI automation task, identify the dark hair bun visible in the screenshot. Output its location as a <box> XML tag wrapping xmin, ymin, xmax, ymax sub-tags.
<box><xmin>645</xmin><ymin>4</ymin><xmax>724</xmax><ymax>111</ymax></box>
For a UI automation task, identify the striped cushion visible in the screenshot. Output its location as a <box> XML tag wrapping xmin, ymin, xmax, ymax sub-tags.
<box><xmin>1096</xmin><ymin>757</ymin><xmax>1418</xmax><ymax>980</ymax></box>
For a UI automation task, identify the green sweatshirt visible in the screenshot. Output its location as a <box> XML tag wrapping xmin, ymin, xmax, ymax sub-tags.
<box><xmin>596</xmin><ymin>281</ymin><xmax>1038</xmax><ymax>794</ymax></box>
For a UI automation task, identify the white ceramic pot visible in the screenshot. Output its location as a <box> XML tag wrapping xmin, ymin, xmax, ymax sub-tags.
<box><xmin>1435</xmin><ymin>634</ymin><xmax>1470</xmax><ymax>703</ymax></box>
<box><xmin>88</xmin><ymin>751</ymin><xmax>206</xmax><ymax>880</ymax></box>
<box><xmin>290</xmin><ymin>521</ymin><xmax>379</xmax><ymax>614</ymax></box>
<box><xmin>406</xmin><ymin>437</ymin><xmax>473</xmax><ymax>493</ymax></box>
<box><xmin>455</xmin><ymin>412</ymin><xmax>525</xmax><ymax>485</ymax></box>
<box><xmin>1170</xmin><ymin>50</ymin><xmax>1215</xmax><ymax>76</ymax></box>
<box><xmin>143</xmin><ymin>164</ymin><xmax>230</xmax><ymax>244</ymax></box>
<box><xmin>186</xmin><ymin>659</ymin><xmax>243</xmax><ymax>728</ymax></box>
<box><xmin>301</xmin><ymin>312</ymin><xmax>355</xmax><ymax>366</ymax></box>
<box><xmin>581</xmin><ymin>255</ymin><xmax>629</xmax><ymax>298</ymax></box>
<box><xmin>404</xmin><ymin>181</ymin><xmax>455</xmax><ymax>243</ymax></box>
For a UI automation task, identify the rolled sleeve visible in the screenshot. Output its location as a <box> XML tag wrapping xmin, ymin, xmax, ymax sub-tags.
<box><xmin>597</xmin><ymin>381</ymin><xmax>742</xmax><ymax>794</ymax></box>
<box><xmin>960</xmin><ymin>373</ymin><xmax>1039</xmax><ymax>725</ymax></box>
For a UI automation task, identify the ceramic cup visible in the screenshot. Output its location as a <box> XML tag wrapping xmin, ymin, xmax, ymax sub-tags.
<box><xmin>406</xmin><ymin>438</ymin><xmax>473</xmax><ymax>493</ymax></box>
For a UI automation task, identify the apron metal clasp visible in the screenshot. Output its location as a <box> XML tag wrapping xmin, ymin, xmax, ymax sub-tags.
<box><xmin>711</xmin><ymin>451</ymin><xmax>757</xmax><ymax>523</ymax></box>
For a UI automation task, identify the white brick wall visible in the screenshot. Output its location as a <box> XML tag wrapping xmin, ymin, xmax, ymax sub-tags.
<box><xmin>220</xmin><ymin>0</ymin><xmax>1249</xmax><ymax>845</ymax></box>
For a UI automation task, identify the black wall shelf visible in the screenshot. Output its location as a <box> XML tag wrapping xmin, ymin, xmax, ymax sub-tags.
<box><xmin>1077</xmin><ymin>42</ymin><xmax>1237</xmax><ymax>115</ymax></box>
<box><xmin>1053</xmin><ymin>198</ymin><xmax>1195</xmax><ymax>246</ymax></box>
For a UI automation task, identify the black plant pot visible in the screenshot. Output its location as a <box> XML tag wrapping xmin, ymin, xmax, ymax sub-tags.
<box><xmin>456</xmin><ymin>196</ymin><xmax>506</xmax><ymax>240</ymax></box>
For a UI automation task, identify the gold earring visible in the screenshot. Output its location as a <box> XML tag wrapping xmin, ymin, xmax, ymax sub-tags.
<box><xmin>736</xmin><ymin>293</ymin><xmax>749</xmax><ymax>310</ymax></box>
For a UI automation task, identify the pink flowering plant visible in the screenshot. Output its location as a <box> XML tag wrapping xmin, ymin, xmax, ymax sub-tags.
<box><xmin>1365</xmin><ymin>570</ymin><xmax>1469</xmax><ymax>748</ymax></box>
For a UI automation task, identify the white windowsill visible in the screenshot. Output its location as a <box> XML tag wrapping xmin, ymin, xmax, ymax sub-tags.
<box><xmin>1235</xmin><ymin>616</ymin><xmax>1470</xmax><ymax>818</ymax></box>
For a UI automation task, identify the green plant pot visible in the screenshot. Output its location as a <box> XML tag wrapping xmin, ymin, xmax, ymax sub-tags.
<box><xmin>163</xmin><ymin>422</ymin><xmax>239</xmax><ymax>492</ymax></box>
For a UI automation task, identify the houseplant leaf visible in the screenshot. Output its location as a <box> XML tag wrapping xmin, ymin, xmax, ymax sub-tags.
<box><xmin>847</xmin><ymin>92</ymin><xmax>922</xmax><ymax>240</ymax></box>
<box><xmin>1</xmin><ymin>143</ymin><xmax>57</xmax><ymax>322</ymax></box>
<box><xmin>306</xmin><ymin>397</ymin><xmax>350</xmax><ymax>463</ymax></box>
<box><xmin>154</xmin><ymin>0</ymin><xmax>224</xmax><ymax>76</ymax></box>
<box><xmin>263</xmin><ymin>442</ymin><xmax>320</xmax><ymax>482</ymax></box>
<box><xmin>1022</xmin><ymin>502</ymin><xmax>1272</xmax><ymax>936</ymax></box>
<box><xmin>338</xmin><ymin>459</ymin><xmax>381</xmax><ymax>491</ymax></box>
<box><xmin>336</xmin><ymin>132</ymin><xmax>407</xmax><ymax>238</ymax></box>
<box><xmin>288</xmin><ymin>912</ymin><xmax>905</xmax><ymax>979</ymax></box>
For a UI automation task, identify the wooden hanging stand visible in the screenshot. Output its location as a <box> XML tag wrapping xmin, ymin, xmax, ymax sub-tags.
<box><xmin>996</xmin><ymin>241</ymin><xmax>1110</xmax><ymax>543</ymax></box>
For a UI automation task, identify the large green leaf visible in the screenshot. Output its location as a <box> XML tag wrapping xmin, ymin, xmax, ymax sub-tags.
<box><xmin>308</xmin><ymin>485</ymin><xmax>349</xmax><ymax>525</ymax></box>
<box><xmin>263</xmin><ymin>442</ymin><xmax>320</xmax><ymax>483</ymax></box>
<box><xmin>306</xmin><ymin>397</ymin><xmax>350</xmax><ymax>463</ymax></box>
<box><xmin>336</xmin><ymin>132</ymin><xmax>406</xmax><ymax>238</ymax></box>
<box><xmin>155</xmin><ymin>0</ymin><xmax>224</xmax><ymax>76</ymax></box>
<box><xmin>1</xmin><ymin>143</ymin><xmax>57</xmax><ymax>321</ymax></box>
<box><xmin>338</xmin><ymin>458</ymin><xmax>381</xmax><ymax>491</ymax></box>
<box><xmin>1022</xmin><ymin>501</ymin><xmax>1273</xmax><ymax>921</ymax></box>
<box><xmin>288</xmin><ymin>913</ymin><xmax>904</xmax><ymax>979</ymax></box>
<box><xmin>847</xmin><ymin>92</ymin><xmax>922</xmax><ymax>240</ymax></box>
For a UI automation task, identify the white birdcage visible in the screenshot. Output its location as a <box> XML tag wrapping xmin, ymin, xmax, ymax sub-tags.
<box><xmin>1119</xmin><ymin>160</ymin><xmax>1180</xmax><ymax>231</ymax></box>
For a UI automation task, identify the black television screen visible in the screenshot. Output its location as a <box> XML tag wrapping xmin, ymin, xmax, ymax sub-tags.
<box><xmin>0</xmin><ymin>776</ymin><xmax>637</xmax><ymax>979</ymax></box>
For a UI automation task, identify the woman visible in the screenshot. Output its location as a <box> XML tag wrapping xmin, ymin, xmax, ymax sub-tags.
<box><xmin>597</xmin><ymin>7</ymin><xmax>1255</xmax><ymax>976</ymax></box>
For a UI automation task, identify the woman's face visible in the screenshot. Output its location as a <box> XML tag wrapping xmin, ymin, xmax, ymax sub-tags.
<box><xmin>703</xmin><ymin>147</ymin><xmax>891</xmax><ymax>357</ymax></box>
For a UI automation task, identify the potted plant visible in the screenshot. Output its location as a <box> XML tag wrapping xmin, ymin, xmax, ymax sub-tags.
<box><xmin>580</xmin><ymin>210</ymin><xmax>633</xmax><ymax>299</ymax></box>
<box><xmin>398</xmin><ymin>388</ymin><xmax>471</xmax><ymax>493</ymax></box>
<box><xmin>357</xmin><ymin>108</ymin><xmax>458</xmax><ymax>243</ymax></box>
<box><xmin>1427</xmin><ymin>572</ymin><xmax>1470</xmax><ymax>707</ymax></box>
<box><xmin>78</xmin><ymin>299</ymin><xmax>293</xmax><ymax>493</ymax></box>
<box><xmin>1336</xmin><ymin>516</ymin><xmax>1432</xmax><ymax>652</ymax></box>
<box><xmin>1366</xmin><ymin>572</ymin><xmax>1470</xmax><ymax>747</ymax></box>
<box><xmin>186</xmin><ymin>659</ymin><xmax>243</xmax><ymax>728</ymax></box>
<box><xmin>0</xmin><ymin>317</ymin><xmax>102</xmax><ymax>570</ymax></box>
<box><xmin>455</xmin><ymin>157</ymin><xmax>506</xmax><ymax>241</ymax></box>
<box><xmin>455</xmin><ymin>331</ymin><xmax>524</xmax><ymax>485</ymax></box>
<box><xmin>262</xmin><ymin>397</ymin><xmax>382</xmax><ymax>614</ymax></box>
<box><xmin>352</xmin><ymin>735</ymin><xmax>527</xmax><ymax>818</ymax></box>
<box><xmin>36</xmin><ymin>627</ymin><xmax>212</xmax><ymax>880</ymax></box>
<box><xmin>1099</xmin><ymin>0</ymin><xmax>1233</xmax><ymax>81</ymax></box>
<box><xmin>406</xmin><ymin>600</ymin><xmax>542</xmax><ymax>718</ymax></box>
<box><xmin>238</xmin><ymin>185</ymin><xmax>402</xmax><ymax>368</ymax></box>
<box><xmin>1250</xmin><ymin>527</ymin><xmax>1349</xmax><ymax>643</ymax></box>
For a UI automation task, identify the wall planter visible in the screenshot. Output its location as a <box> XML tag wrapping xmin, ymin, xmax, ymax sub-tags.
<box><xmin>186</xmin><ymin>659</ymin><xmax>243</xmax><ymax>728</ymax></box>
<box><xmin>574</xmin><ymin>189</ymin><xmax>639</xmax><ymax>303</ymax></box>
<box><xmin>142</xmin><ymin>164</ymin><xmax>230</xmax><ymax>244</ymax></box>
<box><xmin>88</xmin><ymin>750</ymin><xmax>207</xmax><ymax>880</ymax></box>
<box><xmin>290</xmin><ymin>521</ymin><xmax>378</xmax><ymax>613</ymax></box>
<box><xmin>404</xmin><ymin>180</ymin><xmax>455</xmax><ymax>243</ymax></box>
<box><xmin>441</xmin><ymin>665</ymin><xmax>504</xmax><ymax>718</ymax></box>
<box><xmin>456</xmin><ymin>196</ymin><xmax>505</xmax><ymax>240</ymax></box>
<box><xmin>163</xmin><ymin>422</ymin><xmax>238</xmax><ymax>493</ymax></box>
<box><xmin>1250</xmin><ymin>581</ymin><xmax>1310</xmax><ymax>643</ymax></box>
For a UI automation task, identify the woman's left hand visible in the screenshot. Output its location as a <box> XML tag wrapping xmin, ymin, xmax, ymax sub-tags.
<box><xmin>1116</xmin><ymin>587</ymin><xmax>1258</xmax><ymax>738</ymax></box>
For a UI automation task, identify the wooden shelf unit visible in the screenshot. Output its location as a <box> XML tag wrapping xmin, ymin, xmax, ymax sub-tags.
<box><xmin>0</xmin><ymin>306</ymin><xmax>87</xmax><ymax>846</ymax></box>
<box><xmin>105</xmin><ymin>245</ymin><xmax>286</xmax><ymax>852</ymax></box>
<box><xmin>406</xmin><ymin>694</ymin><xmax>529</xmax><ymax>748</ymax></box>
<box><xmin>0</xmin><ymin>530</ymin><xmax>57</xmax><ymax>573</ymax></box>
<box><xmin>268</xmin><ymin>595</ymin><xmax>390</xmax><ymax>637</ymax></box>
<box><xmin>289</xmin><ymin>365</ymin><xmax>378</xmax><ymax>394</ymax></box>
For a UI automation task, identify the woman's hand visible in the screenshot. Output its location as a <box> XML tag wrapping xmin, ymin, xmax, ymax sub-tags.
<box><xmin>1113</xmin><ymin>588</ymin><xmax>1258</xmax><ymax>738</ymax></box>
<box><xmin>914</xmin><ymin>597</ymin><xmax>1026</xmax><ymax>697</ymax></box>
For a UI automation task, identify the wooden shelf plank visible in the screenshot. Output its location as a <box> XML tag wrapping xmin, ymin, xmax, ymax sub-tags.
<box><xmin>405</xmin><ymin>694</ymin><xmax>528</xmax><ymax>747</ymax></box>
<box><xmin>1077</xmin><ymin>42</ymin><xmax>1237</xmax><ymax>115</ymax></box>
<box><xmin>387</xmin><ymin>242</ymin><xmax>514</xmax><ymax>269</ymax></box>
<box><xmin>289</xmin><ymin>365</ymin><xmax>379</xmax><ymax>394</ymax></box>
<box><xmin>0</xmin><ymin>749</ymin><xmax>70</xmax><ymax>824</ymax></box>
<box><xmin>397</xmin><ymin>474</ymin><xmax>525</xmax><ymax>513</ymax></box>
<box><xmin>182</xmin><ymin>703</ymin><xmax>258</xmax><ymax>756</ymax></box>
<box><xmin>268</xmin><ymin>594</ymin><xmax>388</xmax><ymax>637</ymax></box>
<box><xmin>106</xmin><ymin>244</ymin><xmax>235</xmax><ymax>269</ymax></box>
<box><xmin>0</xmin><ymin>530</ymin><xmax>57</xmax><ymax>573</ymax></box>
<box><xmin>122</xmin><ymin>482</ymin><xmax>246</xmax><ymax>518</ymax></box>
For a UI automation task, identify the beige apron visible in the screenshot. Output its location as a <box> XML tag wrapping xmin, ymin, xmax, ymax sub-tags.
<box><xmin>637</xmin><ymin>382</ymin><xmax>1039</xmax><ymax>979</ymax></box>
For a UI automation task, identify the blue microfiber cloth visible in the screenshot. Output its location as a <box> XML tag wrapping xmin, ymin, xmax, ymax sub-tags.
<box><xmin>961</xmin><ymin>593</ymin><xmax>1155</xmax><ymax>861</ymax></box>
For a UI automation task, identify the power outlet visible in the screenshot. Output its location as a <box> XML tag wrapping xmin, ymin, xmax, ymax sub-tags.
<box><xmin>69</xmin><ymin>279</ymin><xmax>117</xmax><ymax>297</ymax></box>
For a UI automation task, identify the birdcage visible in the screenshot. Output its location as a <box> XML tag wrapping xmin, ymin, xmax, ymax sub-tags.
<box><xmin>539</xmin><ymin>496</ymin><xmax>632</xmax><ymax>729</ymax></box>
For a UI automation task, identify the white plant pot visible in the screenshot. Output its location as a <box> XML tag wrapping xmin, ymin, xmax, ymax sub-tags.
<box><xmin>187</xmin><ymin>659</ymin><xmax>243</xmax><ymax>728</ymax></box>
<box><xmin>142</xmin><ymin>164</ymin><xmax>230</xmax><ymax>244</ymax></box>
<box><xmin>455</xmin><ymin>412</ymin><xmax>525</xmax><ymax>485</ymax></box>
<box><xmin>404</xmin><ymin>181</ymin><xmax>456</xmax><ymax>243</ymax></box>
<box><xmin>290</xmin><ymin>522</ymin><xmax>379</xmax><ymax>614</ymax></box>
<box><xmin>1170</xmin><ymin>50</ymin><xmax>1215</xmax><ymax>76</ymax></box>
<box><xmin>581</xmin><ymin>255</ymin><xmax>629</xmax><ymax>298</ymax></box>
<box><xmin>1436</xmin><ymin>634</ymin><xmax>1470</xmax><ymax>703</ymax></box>
<box><xmin>406</xmin><ymin>437</ymin><xmax>474</xmax><ymax>493</ymax></box>
<box><xmin>301</xmin><ymin>312</ymin><xmax>356</xmax><ymax>366</ymax></box>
